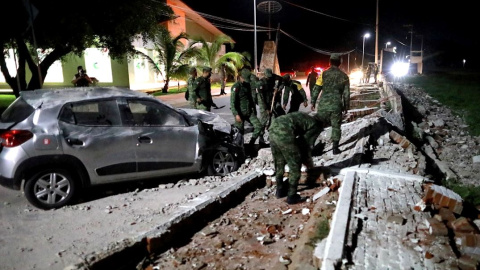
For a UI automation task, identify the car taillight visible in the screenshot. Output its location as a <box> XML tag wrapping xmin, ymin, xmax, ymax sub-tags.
<box><xmin>0</xmin><ymin>130</ymin><xmax>33</xmax><ymax>147</ymax></box>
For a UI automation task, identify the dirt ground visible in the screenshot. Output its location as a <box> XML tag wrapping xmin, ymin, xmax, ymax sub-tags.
<box><xmin>141</xmin><ymin>180</ymin><xmax>339</xmax><ymax>270</ymax></box>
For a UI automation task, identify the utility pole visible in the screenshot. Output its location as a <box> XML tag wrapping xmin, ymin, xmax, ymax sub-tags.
<box><xmin>375</xmin><ymin>0</ymin><xmax>379</xmax><ymax>65</ymax></box>
<box><xmin>403</xmin><ymin>24</ymin><xmax>414</xmax><ymax>58</ymax></box>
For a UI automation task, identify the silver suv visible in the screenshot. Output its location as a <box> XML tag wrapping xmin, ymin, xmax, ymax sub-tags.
<box><xmin>0</xmin><ymin>87</ymin><xmax>244</xmax><ymax>209</ymax></box>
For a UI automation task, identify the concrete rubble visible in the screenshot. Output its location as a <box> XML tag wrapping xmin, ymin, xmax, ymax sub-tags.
<box><xmin>2</xmin><ymin>80</ymin><xmax>480</xmax><ymax>270</ymax></box>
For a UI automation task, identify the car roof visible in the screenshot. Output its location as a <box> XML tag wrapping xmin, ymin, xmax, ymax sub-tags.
<box><xmin>20</xmin><ymin>87</ymin><xmax>158</xmax><ymax>109</ymax></box>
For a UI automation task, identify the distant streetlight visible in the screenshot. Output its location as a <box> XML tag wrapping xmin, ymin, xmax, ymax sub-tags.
<box><xmin>362</xmin><ymin>33</ymin><xmax>370</xmax><ymax>69</ymax></box>
<box><xmin>463</xmin><ymin>59</ymin><xmax>466</xmax><ymax>68</ymax></box>
<box><xmin>385</xmin><ymin>41</ymin><xmax>391</xmax><ymax>48</ymax></box>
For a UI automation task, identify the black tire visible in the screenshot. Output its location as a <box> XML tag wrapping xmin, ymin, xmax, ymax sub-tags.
<box><xmin>207</xmin><ymin>147</ymin><xmax>240</xmax><ymax>176</ymax></box>
<box><xmin>24</xmin><ymin>169</ymin><xmax>77</xmax><ymax>210</ymax></box>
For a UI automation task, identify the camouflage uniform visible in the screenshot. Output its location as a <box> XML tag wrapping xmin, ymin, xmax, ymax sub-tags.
<box><xmin>220</xmin><ymin>63</ymin><xmax>227</xmax><ymax>95</ymax></box>
<box><xmin>373</xmin><ymin>63</ymin><xmax>379</xmax><ymax>83</ymax></box>
<box><xmin>260</xmin><ymin>68</ymin><xmax>285</xmax><ymax>118</ymax></box>
<box><xmin>187</xmin><ymin>68</ymin><xmax>198</xmax><ymax>108</ymax></box>
<box><xmin>250</xmin><ymin>74</ymin><xmax>269</xmax><ymax>127</ymax></box>
<box><xmin>364</xmin><ymin>64</ymin><xmax>372</xmax><ymax>83</ymax></box>
<box><xmin>194</xmin><ymin>67</ymin><xmax>214</xmax><ymax>111</ymax></box>
<box><xmin>269</xmin><ymin>112</ymin><xmax>323</xmax><ymax>200</ymax></box>
<box><xmin>230</xmin><ymin>69</ymin><xmax>264</xmax><ymax>143</ymax></box>
<box><xmin>311</xmin><ymin>54</ymin><xmax>350</xmax><ymax>153</ymax></box>
<box><xmin>282</xmin><ymin>77</ymin><xmax>308</xmax><ymax>113</ymax></box>
<box><xmin>306</xmin><ymin>68</ymin><xmax>318</xmax><ymax>93</ymax></box>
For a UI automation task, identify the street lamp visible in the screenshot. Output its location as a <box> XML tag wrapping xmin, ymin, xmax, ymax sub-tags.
<box><xmin>362</xmin><ymin>33</ymin><xmax>370</xmax><ymax>69</ymax></box>
<box><xmin>385</xmin><ymin>41</ymin><xmax>391</xmax><ymax>48</ymax></box>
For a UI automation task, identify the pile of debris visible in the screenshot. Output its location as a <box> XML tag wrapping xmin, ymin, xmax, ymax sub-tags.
<box><xmin>415</xmin><ymin>183</ymin><xmax>480</xmax><ymax>269</ymax></box>
<box><xmin>398</xmin><ymin>84</ymin><xmax>480</xmax><ymax>186</ymax></box>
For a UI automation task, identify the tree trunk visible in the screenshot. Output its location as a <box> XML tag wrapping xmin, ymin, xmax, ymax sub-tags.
<box><xmin>162</xmin><ymin>78</ymin><xmax>169</xmax><ymax>93</ymax></box>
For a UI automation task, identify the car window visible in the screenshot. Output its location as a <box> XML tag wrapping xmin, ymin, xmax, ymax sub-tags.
<box><xmin>59</xmin><ymin>100</ymin><xmax>122</xmax><ymax>126</ymax></box>
<box><xmin>1</xmin><ymin>97</ymin><xmax>35</xmax><ymax>123</ymax></box>
<box><xmin>127</xmin><ymin>100</ymin><xmax>186</xmax><ymax>126</ymax></box>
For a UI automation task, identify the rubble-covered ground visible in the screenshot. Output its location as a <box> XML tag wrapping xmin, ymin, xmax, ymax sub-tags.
<box><xmin>142</xmin><ymin>151</ymin><xmax>339</xmax><ymax>270</ymax></box>
<box><xmin>141</xmin><ymin>83</ymin><xmax>480</xmax><ymax>270</ymax></box>
<box><xmin>398</xmin><ymin>83</ymin><xmax>480</xmax><ymax>186</ymax></box>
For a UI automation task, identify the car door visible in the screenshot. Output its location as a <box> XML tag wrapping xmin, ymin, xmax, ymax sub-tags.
<box><xmin>125</xmin><ymin>99</ymin><xmax>199</xmax><ymax>177</ymax></box>
<box><xmin>58</xmin><ymin>98</ymin><xmax>137</xmax><ymax>184</ymax></box>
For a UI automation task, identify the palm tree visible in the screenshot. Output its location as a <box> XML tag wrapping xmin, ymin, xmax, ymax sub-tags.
<box><xmin>135</xmin><ymin>26</ymin><xmax>199</xmax><ymax>93</ymax></box>
<box><xmin>193</xmin><ymin>35</ymin><xmax>250</xmax><ymax>79</ymax></box>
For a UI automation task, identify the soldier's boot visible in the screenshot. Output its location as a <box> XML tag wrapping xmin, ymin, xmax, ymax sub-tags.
<box><xmin>286</xmin><ymin>185</ymin><xmax>306</xmax><ymax>204</ymax></box>
<box><xmin>332</xmin><ymin>141</ymin><xmax>341</xmax><ymax>155</ymax></box>
<box><xmin>275</xmin><ymin>181</ymin><xmax>289</xmax><ymax>199</ymax></box>
<box><xmin>287</xmin><ymin>194</ymin><xmax>306</xmax><ymax>204</ymax></box>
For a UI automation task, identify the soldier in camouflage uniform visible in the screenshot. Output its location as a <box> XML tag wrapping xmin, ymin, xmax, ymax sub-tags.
<box><xmin>305</xmin><ymin>66</ymin><xmax>318</xmax><ymax>94</ymax></box>
<box><xmin>269</xmin><ymin>112</ymin><xmax>323</xmax><ymax>204</ymax></box>
<box><xmin>282</xmin><ymin>74</ymin><xmax>308</xmax><ymax>113</ymax></box>
<box><xmin>194</xmin><ymin>66</ymin><xmax>216</xmax><ymax>111</ymax></box>
<box><xmin>311</xmin><ymin>54</ymin><xmax>350</xmax><ymax>154</ymax></box>
<box><xmin>230</xmin><ymin>69</ymin><xmax>264</xmax><ymax>145</ymax></box>
<box><xmin>250</xmin><ymin>73</ymin><xmax>268</xmax><ymax>144</ymax></box>
<box><xmin>261</xmin><ymin>68</ymin><xmax>285</xmax><ymax>119</ymax></box>
<box><xmin>186</xmin><ymin>67</ymin><xmax>198</xmax><ymax>108</ymax></box>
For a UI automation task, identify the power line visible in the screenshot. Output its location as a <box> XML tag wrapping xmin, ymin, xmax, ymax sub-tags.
<box><xmin>166</xmin><ymin>2</ymin><xmax>356</xmax><ymax>57</ymax></box>
<box><xmin>280</xmin><ymin>30</ymin><xmax>355</xmax><ymax>56</ymax></box>
<box><xmin>277</xmin><ymin>0</ymin><xmax>371</xmax><ymax>26</ymax></box>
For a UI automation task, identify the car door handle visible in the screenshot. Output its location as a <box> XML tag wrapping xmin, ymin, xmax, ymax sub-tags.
<box><xmin>137</xmin><ymin>136</ymin><xmax>152</xmax><ymax>144</ymax></box>
<box><xmin>66</xmin><ymin>138</ymin><xmax>83</xmax><ymax>146</ymax></box>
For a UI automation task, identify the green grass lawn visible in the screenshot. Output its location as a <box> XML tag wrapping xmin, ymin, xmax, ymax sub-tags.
<box><xmin>0</xmin><ymin>94</ymin><xmax>16</xmax><ymax>114</ymax></box>
<box><xmin>403</xmin><ymin>70</ymin><xmax>480</xmax><ymax>136</ymax></box>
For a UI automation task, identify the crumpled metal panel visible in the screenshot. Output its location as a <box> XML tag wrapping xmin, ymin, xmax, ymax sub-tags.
<box><xmin>180</xmin><ymin>108</ymin><xmax>231</xmax><ymax>134</ymax></box>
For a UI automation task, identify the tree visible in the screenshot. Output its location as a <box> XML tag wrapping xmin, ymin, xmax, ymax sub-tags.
<box><xmin>193</xmin><ymin>35</ymin><xmax>250</xmax><ymax>79</ymax></box>
<box><xmin>135</xmin><ymin>27</ymin><xmax>199</xmax><ymax>93</ymax></box>
<box><xmin>0</xmin><ymin>0</ymin><xmax>173</xmax><ymax>97</ymax></box>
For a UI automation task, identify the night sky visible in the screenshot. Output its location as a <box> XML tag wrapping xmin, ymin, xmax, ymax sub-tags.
<box><xmin>180</xmin><ymin>0</ymin><xmax>479</xmax><ymax>71</ymax></box>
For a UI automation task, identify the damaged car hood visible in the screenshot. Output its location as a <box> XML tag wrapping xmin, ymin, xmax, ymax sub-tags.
<box><xmin>180</xmin><ymin>108</ymin><xmax>231</xmax><ymax>134</ymax></box>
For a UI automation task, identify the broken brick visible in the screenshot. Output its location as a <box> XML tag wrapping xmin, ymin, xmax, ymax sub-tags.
<box><xmin>425</xmin><ymin>218</ymin><xmax>448</xmax><ymax>236</ymax></box>
<box><xmin>452</xmin><ymin>217</ymin><xmax>477</xmax><ymax>234</ymax></box>
<box><xmin>426</xmin><ymin>184</ymin><xmax>463</xmax><ymax>214</ymax></box>
<box><xmin>456</xmin><ymin>235</ymin><xmax>480</xmax><ymax>259</ymax></box>
<box><xmin>457</xmin><ymin>255</ymin><xmax>479</xmax><ymax>270</ymax></box>
<box><xmin>414</xmin><ymin>198</ymin><xmax>427</xmax><ymax>212</ymax></box>
<box><xmin>438</xmin><ymin>208</ymin><xmax>456</xmax><ymax>228</ymax></box>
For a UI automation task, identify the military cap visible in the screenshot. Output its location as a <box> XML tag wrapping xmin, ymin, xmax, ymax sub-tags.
<box><xmin>282</xmin><ymin>74</ymin><xmax>291</xmax><ymax>80</ymax></box>
<box><xmin>240</xmin><ymin>69</ymin><xmax>252</xmax><ymax>82</ymax></box>
<box><xmin>202</xmin><ymin>66</ymin><xmax>212</xmax><ymax>72</ymax></box>
<box><xmin>264</xmin><ymin>68</ymin><xmax>273</xmax><ymax>78</ymax></box>
<box><xmin>189</xmin><ymin>67</ymin><xmax>197</xmax><ymax>73</ymax></box>
<box><xmin>330</xmin><ymin>54</ymin><xmax>341</xmax><ymax>60</ymax></box>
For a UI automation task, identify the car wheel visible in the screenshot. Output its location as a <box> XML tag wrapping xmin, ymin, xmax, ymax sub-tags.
<box><xmin>207</xmin><ymin>147</ymin><xmax>239</xmax><ymax>176</ymax></box>
<box><xmin>24</xmin><ymin>169</ymin><xmax>77</xmax><ymax>210</ymax></box>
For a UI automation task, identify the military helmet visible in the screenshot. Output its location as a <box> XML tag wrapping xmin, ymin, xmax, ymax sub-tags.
<box><xmin>189</xmin><ymin>67</ymin><xmax>197</xmax><ymax>74</ymax></box>
<box><xmin>282</xmin><ymin>74</ymin><xmax>291</xmax><ymax>80</ymax></box>
<box><xmin>202</xmin><ymin>66</ymin><xmax>212</xmax><ymax>73</ymax></box>
<box><xmin>264</xmin><ymin>68</ymin><xmax>273</xmax><ymax>78</ymax></box>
